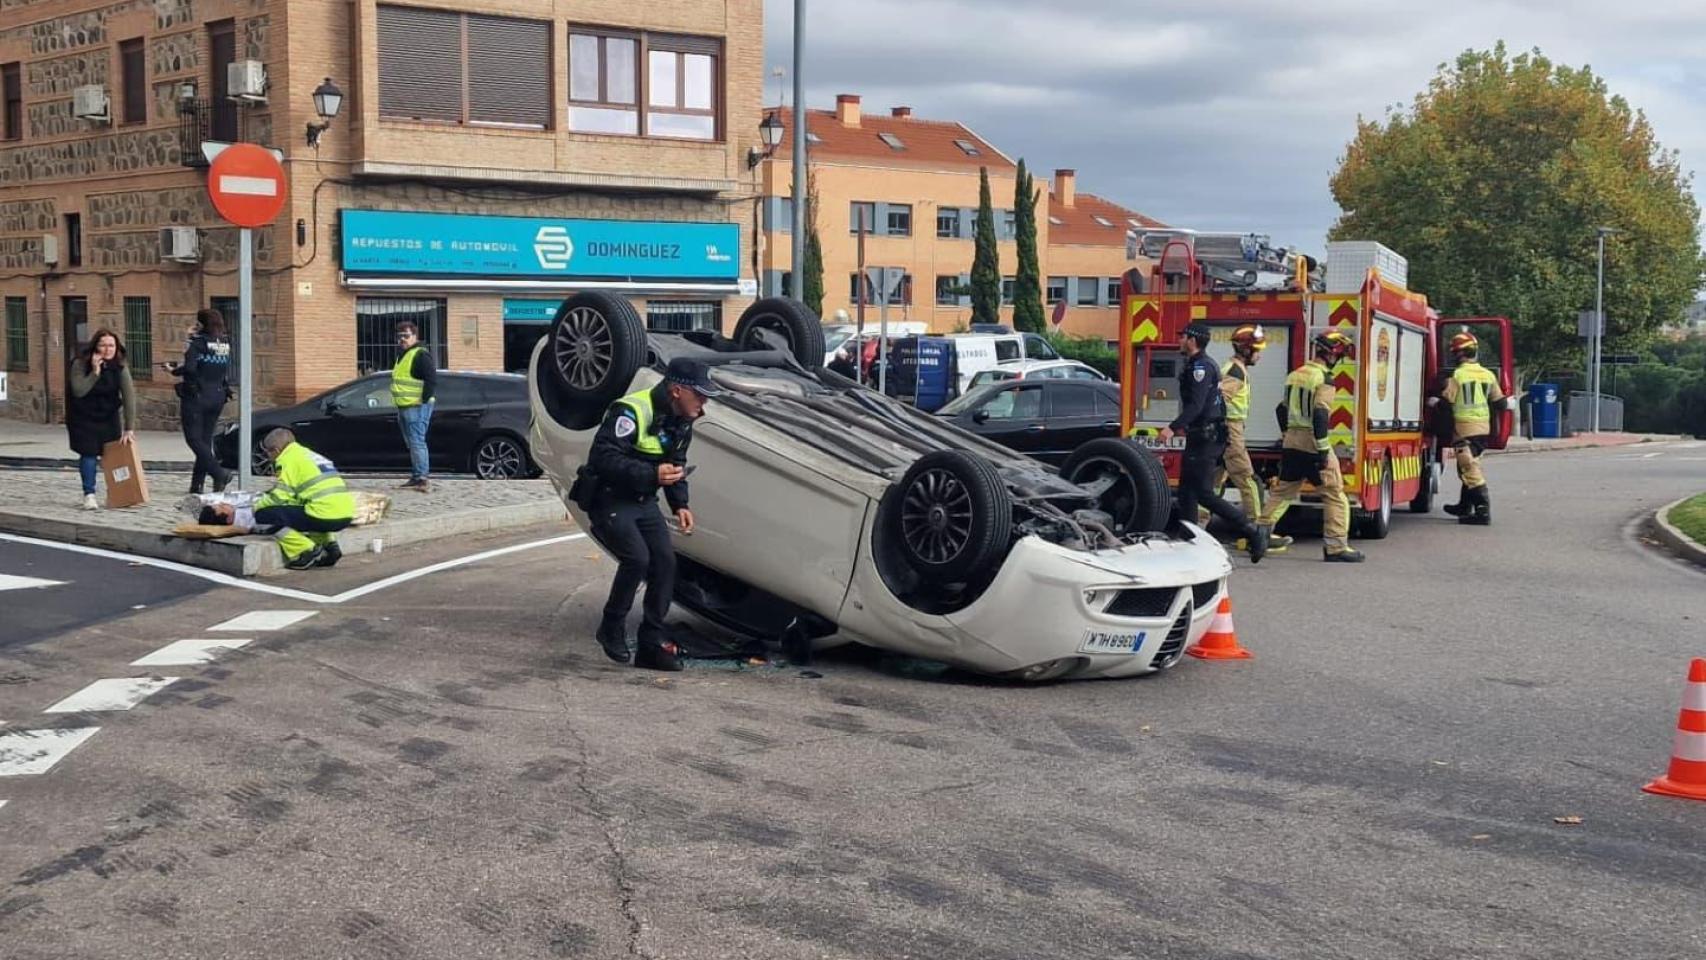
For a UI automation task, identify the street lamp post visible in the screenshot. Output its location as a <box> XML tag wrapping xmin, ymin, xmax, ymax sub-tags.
<box><xmin>1593</xmin><ymin>226</ymin><xmax>1619</xmax><ymax>433</ymax></box>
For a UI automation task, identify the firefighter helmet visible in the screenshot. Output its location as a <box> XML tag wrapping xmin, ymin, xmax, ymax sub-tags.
<box><xmin>1232</xmin><ymin>324</ymin><xmax>1267</xmax><ymax>352</ymax></box>
<box><xmin>1312</xmin><ymin>330</ymin><xmax>1355</xmax><ymax>361</ymax></box>
<box><xmin>1449</xmin><ymin>331</ymin><xmax>1479</xmax><ymax>355</ymax></box>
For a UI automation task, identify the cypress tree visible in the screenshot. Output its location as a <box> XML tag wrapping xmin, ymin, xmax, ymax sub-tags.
<box><xmin>1011</xmin><ymin>159</ymin><xmax>1044</xmax><ymax>333</ymax></box>
<box><xmin>969</xmin><ymin>166</ymin><xmax>1002</xmax><ymax>326</ymax></box>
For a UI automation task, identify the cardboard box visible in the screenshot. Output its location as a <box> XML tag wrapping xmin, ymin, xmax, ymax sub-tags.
<box><xmin>100</xmin><ymin>439</ymin><xmax>150</xmax><ymax>508</ymax></box>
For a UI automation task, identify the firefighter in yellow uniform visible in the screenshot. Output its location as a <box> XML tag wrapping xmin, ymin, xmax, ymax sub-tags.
<box><xmin>1257</xmin><ymin>331</ymin><xmax>1365</xmax><ymax>563</ymax></box>
<box><xmin>1433</xmin><ymin>332</ymin><xmax>1510</xmax><ymax>526</ymax></box>
<box><xmin>210</xmin><ymin>428</ymin><xmax>356</xmax><ymax>570</ymax></box>
<box><xmin>1213</xmin><ymin>324</ymin><xmax>1295</xmax><ymax>553</ymax></box>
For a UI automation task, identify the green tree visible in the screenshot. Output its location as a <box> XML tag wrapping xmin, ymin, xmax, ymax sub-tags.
<box><xmin>802</xmin><ymin>169</ymin><xmax>826</xmax><ymax>317</ymax></box>
<box><xmin>969</xmin><ymin>166</ymin><xmax>1002</xmax><ymax>326</ymax></box>
<box><xmin>1329</xmin><ymin>44</ymin><xmax>1704</xmax><ymax>382</ymax></box>
<box><xmin>1011</xmin><ymin>160</ymin><xmax>1045</xmax><ymax>333</ymax></box>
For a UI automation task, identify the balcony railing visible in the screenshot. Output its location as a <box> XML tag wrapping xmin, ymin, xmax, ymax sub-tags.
<box><xmin>177</xmin><ymin>98</ymin><xmax>244</xmax><ymax>167</ymax></box>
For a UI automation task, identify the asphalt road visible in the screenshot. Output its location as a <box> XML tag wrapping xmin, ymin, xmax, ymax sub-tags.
<box><xmin>1</xmin><ymin>442</ymin><xmax>1703</xmax><ymax>959</ymax></box>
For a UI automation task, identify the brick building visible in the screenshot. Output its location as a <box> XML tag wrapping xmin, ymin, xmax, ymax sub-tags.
<box><xmin>0</xmin><ymin>0</ymin><xmax>765</xmax><ymax>429</ymax></box>
<box><xmin>758</xmin><ymin>95</ymin><xmax>1159</xmax><ymax>343</ymax></box>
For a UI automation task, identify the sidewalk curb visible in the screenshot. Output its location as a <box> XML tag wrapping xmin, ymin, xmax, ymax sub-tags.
<box><xmin>0</xmin><ymin>499</ymin><xmax>569</xmax><ymax>577</ymax></box>
<box><xmin>1652</xmin><ymin>497</ymin><xmax>1706</xmax><ymax>570</ymax></box>
<box><xmin>0</xmin><ymin>456</ymin><xmax>195</xmax><ymax>471</ymax></box>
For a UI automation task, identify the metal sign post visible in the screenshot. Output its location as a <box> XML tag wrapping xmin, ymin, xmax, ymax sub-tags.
<box><xmin>238</xmin><ymin>227</ymin><xmax>253</xmax><ymax>490</ymax></box>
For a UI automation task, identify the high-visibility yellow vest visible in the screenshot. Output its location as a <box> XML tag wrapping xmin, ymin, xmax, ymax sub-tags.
<box><xmin>1451</xmin><ymin>360</ymin><xmax>1498</xmax><ymax>425</ymax></box>
<box><xmin>614</xmin><ymin>388</ymin><xmax>665</xmax><ymax>456</ymax></box>
<box><xmin>256</xmin><ymin>442</ymin><xmax>355</xmax><ymax>521</ymax></box>
<box><xmin>1224</xmin><ymin>357</ymin><xmax>1251</xmax><ymax>422</ymax></box>
<box><xmin>1284</xmin><ymin>360</ymin><xmax>1330</xmax><ymax>452</ymax></box>
<box><xmin>391</xmin><ymin>346</ymin><xmax>425</xmax><ymax>407</ymax></box>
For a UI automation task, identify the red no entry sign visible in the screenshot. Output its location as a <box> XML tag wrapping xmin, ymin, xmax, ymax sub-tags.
<box><xmin>207</xmin><ymin>143</ymin><xmax>287</xmax><ymax>228</ymax></box>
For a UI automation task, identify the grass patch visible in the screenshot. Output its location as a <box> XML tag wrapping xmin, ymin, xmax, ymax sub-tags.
<box><xmin>1667</xmin><ymin>492</ymin><xmax>1706</xmax><ymax>545</ymax></box>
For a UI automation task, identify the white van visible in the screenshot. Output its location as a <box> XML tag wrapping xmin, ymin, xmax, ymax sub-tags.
<box><xmin>944</xmin><ymin>330</ymin><xmax>1060</xmax><ymax>394</ymax></box>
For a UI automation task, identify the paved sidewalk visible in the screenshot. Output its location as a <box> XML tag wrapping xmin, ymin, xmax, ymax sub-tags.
<box><xmin>0</xmin><ymin>468</ymin><xmax>570</xmax><ymax>576</ymax></box>
<box><xmin>0</xmin><ymin>418</ymin><xmax>193</xmax><ymax>467</ymax></box>
<box><xmin>1491</xmin><ymin>432</ymin><xmax>1683</xmax><ymax>455</ymax></box>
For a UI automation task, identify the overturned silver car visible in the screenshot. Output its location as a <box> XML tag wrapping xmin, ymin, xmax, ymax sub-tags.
<box><xmin>529</xmin><ymin>293</ymin><xmax>1232</xmax><ymax>681</ymax></box>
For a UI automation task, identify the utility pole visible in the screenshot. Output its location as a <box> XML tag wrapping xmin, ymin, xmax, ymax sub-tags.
<box><xmin>1593</xmin><ymin>226</ymin><xmax>1618</xmax><ymax>433</ymax></box>
<box><xmin>789</xmin><ymin>0</ymin><xmax>806</xmax><ymax>300</ymax></box>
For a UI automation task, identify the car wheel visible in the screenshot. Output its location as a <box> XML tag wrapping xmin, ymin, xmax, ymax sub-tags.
<box><xmin>883</xmin><ymin>449</ymin><xmax>1012</xmax><ymax>584</ymax></box>
<box><xmin>1058</xmin><ymin>438</ymin><xmax>1171</xmax><ymax>535</ymax></box>
<box><xmin>250</xmin><ymin>443</ymin><xmax>275</xmax><ymax>477</ymax></box>
<box><xmin>733</xmin><ymin>297</ymin><xmax>826</xmax><ymax>369</ymax></box>
<box><xmin>549</xmin><ymin>291</ymin><xmax>648</xmax><ymax>405</ymax></box>
<box><xmin>1360</xmin><ymin>455</ymin><xmax>1393</xmax><ymax>539</ymax></box>
<box><xmin>473</xmin><ymin>434</ymin><xmax>530</xmax><ymax>480</ymax></box>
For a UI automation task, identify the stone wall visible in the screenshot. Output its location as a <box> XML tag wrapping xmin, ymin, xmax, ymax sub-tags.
<box><xmin>26</xmin><ymin>50</ymin><xmax>109</xmax><ymax>98</ymax></box>
<box><xmin>155</xmin><ymin>0</ymin><xmax>194</xmax><ymax>31</ymax></box>
<box><xmin>26</xmin><ymin>98</ymin><xmax>78</xmax><ymax>139</ymax></box>
<box><xmin>0</xmin><ymin>129</ymin><xmax>181</xmax><ymax>186</ymax></box>
<box><xmin>244</xmin><ymin>14</ymin><xmax>268</xmax><ymax>61</ymax></box>
<box><xmin>0</xmin><ymin>198</ymin><xmax>57</xmax><ymax>234</ymax></box>
<box><xmin>150</xmin><ymin>31</ymin><xmax>198</xmax><ymax>77</ymax></box>
<box><xmin>0</xmin><ymin>2</ymin><xmax>144</xmax><ymax>54</ymax></box>
<box><xmin>87</xmin><ymin>186</ymin><xmax>215</xmax><ymax>228</ymax></box>
<box><xmin>0</xmin><ymin>236</ymin><xmax>47</xmax><ymax>270</ymax></box>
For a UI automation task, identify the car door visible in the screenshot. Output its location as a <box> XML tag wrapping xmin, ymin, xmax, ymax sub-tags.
<box><xmin>427</xmin><ymin>375</ymin><xmax>485</xmax><ymax>473</ymax></box>
<box><xmin>960</xmin><ymin>383</ymin><xmax>1048</xmax><ymax>455</ymax></box>
<box><xmin>1038</xmin><ymin>383</ymin><xmax>1105</xmax><ymax>463</ymax></box>
<box><xmin>312</xmin><ymin>376</ymin><xmax>400</xmax><ymax>470</ymax></box>
<box><xmin>1022</xmin><ymin>332</ymin><xmax>1060</xmax><ymax>360</ymax></box>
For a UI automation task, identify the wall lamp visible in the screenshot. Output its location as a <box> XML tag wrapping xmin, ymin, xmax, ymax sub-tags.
<box><xmin>305</xmin><ymin>77</ymin><xmax>344</xmax><ymax>148</ymax></box>
<box><xmin>747</xmin><ymin>110</ymin><xmax>784</xmax><ymax>169</ymax></box>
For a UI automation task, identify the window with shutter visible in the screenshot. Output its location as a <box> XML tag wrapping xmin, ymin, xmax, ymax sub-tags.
<box><xmin>378</xmin><ymin>6</ymin><xmax>463</xmax><ymax>123</ymax></box>
<box><xmin>120</xmin><ymin>39</ymin><xmax>146</xmax><ymax>124</ymax></box>
<box><xmin>467</xmin><ymin>15</ymin><xmax>551</xmax><ymax>127</ymax></box>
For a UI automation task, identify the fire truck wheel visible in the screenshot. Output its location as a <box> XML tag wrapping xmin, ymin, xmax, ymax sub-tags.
<box><xmin>1358</xmin><ymin>455</ymin><xmax>1393</xmax><ymax>540</ymax></box>
<box><xmin>1409</xmin><ymin>458</ymin><xmax>1437</xmax><ymax>513</ymax></box>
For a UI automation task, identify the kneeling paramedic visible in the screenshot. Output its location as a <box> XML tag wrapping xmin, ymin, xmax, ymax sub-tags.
<box><xmin>1160</xmin><ymin>323</ymin><xmax>1267</xmax><ymax>563</ymax></box>
<box><xmin>1258</xmin><ymin>331</ymin><xmax>1364</xmax><ymax>563</ymax></box>
<box><xmin>208</xmin><ymin>428</ymin><xmax>354</xmax><ymax>570</ymax></box>
<box><xmin>1433</xmin><ymin>331</ymin><xmax>1512</xmax><ymax>526</ymax></box>
<box><xmin>585</xmin><ymin>358</ymin><xmax>718</xmax><ymax>671</ymax></box>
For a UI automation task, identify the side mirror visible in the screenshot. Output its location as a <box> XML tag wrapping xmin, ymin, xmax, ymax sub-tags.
<box><xmin>972</xmin><ymin>410</ymin><xmax>990</xmax><ymax>424</ymax></box>
<box><xmin>323</xmin><ymin>398</ymin><xmax>341</xmax><ymax>414</ymax></box>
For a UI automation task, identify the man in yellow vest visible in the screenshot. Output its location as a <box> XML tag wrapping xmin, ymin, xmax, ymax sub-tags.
<box><xmin>1213</xmin><ymin>324</ymin><xmax>1293</xmax><ymax>553</ymax></box>
<box><xmin>1257</xmin><ymin>330</ymin><xmax>1365</xmax><ymax>562</ymax></box>
<box><xmin>585</xmin><ymin>358</ymin><xmax>719</xmax><ymax>671</ymax></box>
<box><xmin>207</xmin><ymin>428</ymin><xmax>356</xmax><ymax>570</ymax></box>
<box><xmin>392</xmin><ymin>321</ymin><xmax>437</xmax><ymax>493</ymax></box>
<box><xmin>1432</xmin><ymin>331</ymin><xmax>1511</xmax><ymax>526</ymax></box>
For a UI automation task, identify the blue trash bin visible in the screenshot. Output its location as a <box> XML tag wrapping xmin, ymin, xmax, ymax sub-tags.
<box><xmin>1529</xmin><ymin>383</ymin><xmax>1560</xmax><ymax>438</ymax></box>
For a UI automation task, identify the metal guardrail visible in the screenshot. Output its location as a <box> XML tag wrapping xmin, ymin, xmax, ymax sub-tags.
<box><xmin>1566</xmin><ymin>391</ymin><xmax>1623</xmax><ymax>432</ymax></box>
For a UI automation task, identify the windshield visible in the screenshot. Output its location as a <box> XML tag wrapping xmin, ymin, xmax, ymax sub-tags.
<box><xmin>969</xmin><ymin>368</ymin><xmax>1018</xmax><ymax>389</ymax></box>
<box><xmin>822</xmin><ymin>326</ymin><xmax>855</xmax><ymax>355</ymax></box>
<box><xmin>937</xmin><ymin>382</ymin><xmax>1007</xmax><ymax>416</ymax></box>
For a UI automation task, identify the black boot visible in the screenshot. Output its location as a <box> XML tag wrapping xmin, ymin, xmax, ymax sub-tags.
<box><xmin>1442</xmin><ymin>485</ymin><xmax>1468</xmax><ymax>517</ymax></box>
<box><xmin>212</xmin><ymin>469</ymin><xmax>233</xmax><ymax>494</ymax></box>
<box><xmin>1459</xmin><ymin>487</ymin><xmax>1491</xmax><ymax>526</ymax></box>
<box><xmin>635</xmin><ymin>639</ymin><xmax>683</xmax><ymax>672</ymax></box>
<box><xmin>312</xmin><ymin>541</ymin><xmax>343</xmax><ymax>567</ymax></box>
<box><xmin>1245</xmin><ymin>524</ymin><xmax>1270</xmax><ymax>564</ymax></box>
<box><xmin>596</xmin><ymin>627</ymin><xmax>633</xmax><ymax>664</ymax></box>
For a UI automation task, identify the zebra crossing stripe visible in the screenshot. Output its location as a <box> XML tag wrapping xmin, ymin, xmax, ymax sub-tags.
<box><xmin>209</xmin><ymin>610</ymin><xmax>316</xmax><ymax>632</ymax></box>
<box><xmin>133</xmin><ymin>638</ymin><xmax>253</xmax><ymax>667</ymax></box>
<box><xmin>0</xmin><ymin>728</ymin><xmax>102</xmax><ymax>776</ymax></box>
<box><xmin>45</xmin><ymin>678</ymin><xmax>179</xmax><ymax>714</ymax></box>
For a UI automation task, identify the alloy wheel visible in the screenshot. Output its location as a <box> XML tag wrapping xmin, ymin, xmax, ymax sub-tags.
<box><xmin>476</xmin><ymin>437</ymin><xmax>526</xmax><ymax>479</ymax></box>
<box><xmin>552</xmin><ymin>306</ymin><xmax>615</xmax><ymax>391</ymax></box>
<box><xmin>900</xmin><ymin>467</ymin><xmax>975</xmax><ymax>564</ymax></box>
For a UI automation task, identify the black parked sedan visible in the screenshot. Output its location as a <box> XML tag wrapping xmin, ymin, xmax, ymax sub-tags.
<box><xmin>934</xmin><ymin>378</ymin><xmax>1125</xmax><ymax>465</ymax></box>
<box><xmin>216</xmin><ymin>371</ymin><xmax>539</xmax><ymax>478</ymax></box>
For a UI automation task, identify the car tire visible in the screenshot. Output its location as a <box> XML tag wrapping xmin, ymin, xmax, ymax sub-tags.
<box><xmin>548</xmin><ymin>292</ymin><xmax>648</xmax><ymax>407</ymax></box>
<box><xmin>883</xmin><ymin>449</ymin><xmax>1012</xmax><ymax>584</ymax></box>
<box><xmin>472</xmin><ymin>433</ymin><xmax>532</xmax><ymax>480</ymax></box>
<box><xmin>1359</xmin><ymin>455</ymin><xmax>1393</xmax><ymax>539</ymax></box>
<box><xmin>250</xmin><ymin>443</ymin><xmax>275</xmax><ymax>477</ymax></box>
<box><xmin>1410</xmin><ymin>455</ymin><xmax>1436</xmax><ymax>513</ymax></box>
<box><xmin>733</xmin><ymin>298</ymin><xmax>826</xmax><ymax>368</ymax></box>
<box><xmin>1058</xmin><ymin>438</ymin><xmax>1171</xmax><ymax>535</ymax></box>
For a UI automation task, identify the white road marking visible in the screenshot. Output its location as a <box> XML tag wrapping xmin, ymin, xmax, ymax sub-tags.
<box><xmin>218</xmin><ymin>175</ymin><xmax>277</xmax><ymax>196</ymax></box>
<box><xmin>0</xmin><ymin>728</ymin><xmax>101</xmax><ymax>776</ymax></box>
<box><xmin>1643</xmin><ymin>452</ymin><xmax>1664</xmax><ymax>459</ymax></box>
<box><xmin>46</xmin><ymin>677</ymin><xmax>179</xmax><ymax>713</ymax></box>
<box><xmin>0</xmin><ymin>574</ymin><xmax>67</xmax><ymax>591</ymax></box>
<box><xmin>132</xmin><ymin>637</ymin><xmax>253</xmax><ymax>667</ymax></box>
<box><xmin>210</xmin><ymin>610</ymin><xmax>315</xmax><ymax>632</ymax></box>
<box><xmin>0</xmin><ymin>533</ymin><xmax>586</xmax><ymax>605</ymax></box>
<box><xmin>0</xmin><ymin>799</ymin><xmax>7</xmax><ymax>813</ymax></box>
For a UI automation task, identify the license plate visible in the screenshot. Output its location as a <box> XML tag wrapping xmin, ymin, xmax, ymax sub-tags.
<box><xmin>1079</xmin><ymin>629</ymin><xmax>1146</xmax><ymax>655</ymax></box>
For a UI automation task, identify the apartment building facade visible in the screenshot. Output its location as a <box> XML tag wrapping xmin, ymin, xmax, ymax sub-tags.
<box><xmin>758</xmin><ymin>95</ymin><xmax>1160</xmax><ymax>343</ymax></box>
<box><xmin>0</xmin><ymin>0</ymin><xmax>764</xmax><ymax>427</ymax></box>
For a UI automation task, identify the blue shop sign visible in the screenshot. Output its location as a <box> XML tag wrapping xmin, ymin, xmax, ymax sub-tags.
<box><xmin>341</xmin><ymin>210</ymin><xmax>740</xmax><ymax>280</ymax></box>
<box><xmin>503</xmin><ymin>299</ymin><xmax>561</xmax><ymax>324</ymax></box>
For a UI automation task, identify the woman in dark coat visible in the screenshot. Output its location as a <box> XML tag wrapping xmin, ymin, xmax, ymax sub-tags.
<box><xmin>66</xmin><ymin>327</ymin><xmax>138</xmax><ymax>510</ymax></box>
<box><xmin>168</xmin><ymin>307</ymin><xmax>234</xmax><ymax>493</ymax></box>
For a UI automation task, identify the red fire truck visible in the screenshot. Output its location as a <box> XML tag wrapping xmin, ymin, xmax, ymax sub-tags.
<box><xmin>1118</xmin><ymin>233</ymin><xmax>1513</xmax><ymax>538</ymax></box>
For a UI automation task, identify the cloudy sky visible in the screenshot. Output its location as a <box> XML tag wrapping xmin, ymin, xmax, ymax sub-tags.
<box><xmin>763</xmin><ymin>0</ymin><xmax>1706</xmax><ymax>255</ymax></box>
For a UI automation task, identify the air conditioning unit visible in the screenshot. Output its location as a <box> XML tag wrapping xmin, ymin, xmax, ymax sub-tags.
<box><xmin>41</xmin><ymin>234</ymin><xmax>60</xmax><ymax>268</ymax></box>
<box><xmin>73</xmin><ymin>84</ymin><xmax>110</xmax><ymax>123</ymax></box>
<box><xmin>228</xmin><ymin>60</ymin><xmax>268</xmax><ymax>103</ymax></box>
<box><xmin>159</xmin><ymin>227</ymin><xmax>200</xmax><ymax>263</ymax></box>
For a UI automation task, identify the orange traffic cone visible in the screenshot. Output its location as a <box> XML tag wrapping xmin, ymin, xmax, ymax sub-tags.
<box><xmin>1187</xmin><ymin>596</ymin><xmax>1252</xmax><ymax>661</ymax></box>
<box><xmin>1643</xmin><ymin>658</ymin><xmax>1706</xmax><ymax>802</ymax></box>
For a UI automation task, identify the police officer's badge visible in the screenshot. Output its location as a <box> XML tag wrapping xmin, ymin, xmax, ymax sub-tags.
<box><xmin>614</xmin><ymin>415</ymin><xmax>637</xmax><ymax>438</ymax></box>
<box><xmin>1192</xmin><ymin>365</ymin><xmax>1206</xmax><ymax>382</ymax></box>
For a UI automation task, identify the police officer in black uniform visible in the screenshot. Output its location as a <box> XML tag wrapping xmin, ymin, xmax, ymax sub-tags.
<box><xmin>1158</xmin><ymin>323</ymin><xmax>1268</xmax><ymax>563</ymax></box>
<box><xmin>167</xmin><ymin>307</ymin><xmax>234</xmax><ymax>494</ymax></box>
<box><xmin>586</xmin><ymin>357</ymin><xmax>720</xmax><ymax>671</ymax></box>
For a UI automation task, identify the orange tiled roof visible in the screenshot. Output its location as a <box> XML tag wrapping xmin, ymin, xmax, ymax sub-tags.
<box><xmin>773</xmin><ymin>106</ymin><xmax>1014</xmax><ymax>173</ymax></box>
<box><xmin>1048</xmin><ymin>192</ymin><xmax>1167</xmax><ymax>247</ymax></box>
